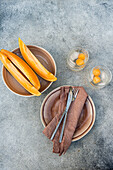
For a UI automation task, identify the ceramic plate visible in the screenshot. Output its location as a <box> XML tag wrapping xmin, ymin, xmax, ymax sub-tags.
<box><xmin>40</xmin><ymin>86</ymin><xmax>96</xmax><ymax>142</ymax></box>
<box><xmin>2</xmin><ymin>45</ymin><xmax>56</xmax><ymax>96</ymax></box>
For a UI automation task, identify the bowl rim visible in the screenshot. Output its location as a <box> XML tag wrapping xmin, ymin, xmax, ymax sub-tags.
<box><xmin>40</xmin><ymin>85</ymin><xmax>96</xmax><ymax>142</ymax></box>
<box><xmin>2</xmin><ymin>45</ymin><xmax>57</xmax><ymax>97</ymax></box>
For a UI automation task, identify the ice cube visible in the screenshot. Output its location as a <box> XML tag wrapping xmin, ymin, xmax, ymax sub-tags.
<box><xmin>70</xmin><ymin>51</ymin><xmax>79</xmax><ymax>61</ymax></box>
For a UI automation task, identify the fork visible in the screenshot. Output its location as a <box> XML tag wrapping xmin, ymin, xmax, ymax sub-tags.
<box><xmin>50</xmin><ymin>87</ymin><xmax>79</xmax><ymax>141</ymax></box>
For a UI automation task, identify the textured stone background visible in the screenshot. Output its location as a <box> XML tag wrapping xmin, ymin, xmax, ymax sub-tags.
<box><xmin>0</xmin><ymin>0</ymin><xmax>113</xmax><ymax>170</ymax></box>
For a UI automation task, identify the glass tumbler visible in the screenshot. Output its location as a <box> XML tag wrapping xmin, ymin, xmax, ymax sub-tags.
<box><xmin>67</xmin><ymin>47</ymin><xmax>89</xmax><ymax>71</ymax></box>
<box><xmin>88</xmin><ymin>65</ymin><xmax>112</xmax><ymax>89</ymax></box>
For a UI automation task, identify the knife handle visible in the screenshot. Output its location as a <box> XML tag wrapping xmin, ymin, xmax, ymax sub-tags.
<box><xmin>50</xmin><ymin>110</ymin><xmax>66</xmax><ymax>140</ymax></box>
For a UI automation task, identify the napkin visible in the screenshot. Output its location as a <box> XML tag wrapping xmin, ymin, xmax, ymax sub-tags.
<box><xmin>43</xmin><ymin>86</ymin><xmax>88</xmax><ymax>156</ymax></box>
<box><xmin>43</xmin><ymin>87</ymin><xmax>67</xmax><ymax>142</ymax></box>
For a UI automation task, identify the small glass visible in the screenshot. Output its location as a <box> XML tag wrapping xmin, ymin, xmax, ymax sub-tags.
<box><xmin>67</xmin><ymin>47</ymin><xmax>89</xmax><ymax>71</ymax></box>
<box><xmin>88</xmin><ymin>65</ymin><xmax>112</xmax><ymax>89</ymax></box>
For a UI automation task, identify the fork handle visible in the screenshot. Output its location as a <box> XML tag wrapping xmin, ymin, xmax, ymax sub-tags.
<box><xmin>59</xmin><ymin>111</ymin><xmax>68</xmax><ymax>143</ymax></box>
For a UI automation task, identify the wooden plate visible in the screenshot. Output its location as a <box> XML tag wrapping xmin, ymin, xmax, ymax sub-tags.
<box><xmin>40</xmin><ymin>86</ymin><xmax>96</xmax><ymax>142</ymax></box>
<box><xmin>2</xmin><ymin>45</ymin><xmax>56</xmax><ymax>96</ymax></box>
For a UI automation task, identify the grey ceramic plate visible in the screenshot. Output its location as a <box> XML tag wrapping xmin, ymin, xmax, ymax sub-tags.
<box><xmin>40</xmin><ymin>85</ymin><xmax>96</xmax><ymax>142</ymax></box>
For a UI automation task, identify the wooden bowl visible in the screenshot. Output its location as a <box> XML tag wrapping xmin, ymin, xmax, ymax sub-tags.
<box><xmin>2</xmin><ymin>45</ymin><xmax>56</xmax><ymax>97</ymax></box>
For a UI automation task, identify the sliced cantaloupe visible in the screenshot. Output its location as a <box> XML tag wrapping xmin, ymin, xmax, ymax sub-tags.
<box><xmin>1</xmin><ymin>49</ymin><xmax>40</xmax><ymax>90</ymax></box>
<box><xmin>19</xmin><ymin>38</ymin><xmax>57</xmax><ymax>82</ymax></box>
<box><xmin>0</xmin><ymin>52</ymin><xmax>41</xmax><ymax>96</ymax></box>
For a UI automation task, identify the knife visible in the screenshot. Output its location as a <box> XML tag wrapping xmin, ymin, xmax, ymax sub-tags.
<box><xmin>50</xmin><ymin>87</ymin><xmax>73</xmax><ymax>141</ymax></box>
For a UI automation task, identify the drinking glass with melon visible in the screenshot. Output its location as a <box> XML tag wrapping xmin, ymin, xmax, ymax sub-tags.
<box><xmin>89</xmin><ymin>65</ymin><xmax>112</xmax><ymax>89</ymax></box>
<box><xmin>67</xmin><ymin>47</ymin><xmax>89</xmax><ymax>71</ymax></box>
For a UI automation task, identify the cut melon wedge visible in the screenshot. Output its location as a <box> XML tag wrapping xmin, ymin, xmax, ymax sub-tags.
<box><xmin>1</xmin><ymin>49</ymin><xmax>40</xmax><ymax>90</ymax></box>
<box><xmin>19</xmin><ymin>38</ymin><xmax>57</xmax><ymax>82</ymax></box>
<box><xmin>0</xmin><ymin>52</ymin><xmax>41</xmax><ymax>96</ymax></box>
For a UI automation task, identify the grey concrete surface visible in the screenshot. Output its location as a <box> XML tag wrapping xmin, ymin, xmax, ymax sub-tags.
<box><xmin>0</xmin><ymin>0</ymin><xmax>113</xmax><ymax>170</ymax></box>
